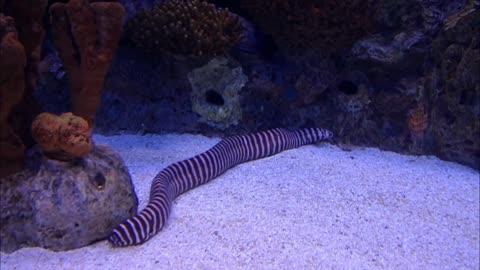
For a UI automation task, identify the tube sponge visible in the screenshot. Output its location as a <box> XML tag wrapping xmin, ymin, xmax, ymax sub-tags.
<box><xmin>49</xmin><ymin>0</ymin><xmax>125</xmax><ymax>127</ymax></box>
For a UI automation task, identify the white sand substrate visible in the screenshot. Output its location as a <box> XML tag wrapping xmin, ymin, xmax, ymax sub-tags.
<box><xmin>1</xmin><ymin>133</ymin><xmax>479</xmax><ymax>269</ymax></box>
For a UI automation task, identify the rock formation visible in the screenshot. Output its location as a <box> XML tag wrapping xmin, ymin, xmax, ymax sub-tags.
<box><xmin>188</xmin><ymin>57</ymin><xmax>247</xmax><ymax>129</ymax></box>
<box><xmin>0</xmin><ymin>144</ymin><xmax>138</xmax><ymax>253</ymax></box>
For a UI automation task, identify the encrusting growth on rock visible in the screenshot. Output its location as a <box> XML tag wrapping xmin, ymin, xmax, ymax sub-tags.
<box><xmin>49</xmin><ymin>0</ymin><xmax>125</xmax><ymax>127</ymax></box>
<box><xmin>31</xmin><ymin>112</ymin><xmax>93</xmax><ymax>160</ymax></box>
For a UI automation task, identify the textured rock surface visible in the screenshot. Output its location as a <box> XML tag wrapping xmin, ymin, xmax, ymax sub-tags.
<box><xmin>0</xmin><ymin>144</ymin><xmax>138</xmax><ymax>253</ymax></box>
<box><xmin>188</xmin><ymin>57</ymin><xmax>247</xmax><ymax>130</ymax></box>
<box><xmin>351</xmin><ymin>31</ymin><xmax>427</xmax><ymax>64</ymax></box>
<box><xmin>426</xmin><ymin>7</ymin><xmax>480</xmax><ymax>168</ymax></box>
<box><xmin>31</xmin><ymin>112</ymin><xmax>93</xmax><ymax>160</ymax></box>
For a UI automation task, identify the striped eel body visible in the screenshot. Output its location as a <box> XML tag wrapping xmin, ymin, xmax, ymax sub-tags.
<box><xmin>108</xmin><ymin>127</ymin><xmax>332</xmax><ymax>247</ymax></box>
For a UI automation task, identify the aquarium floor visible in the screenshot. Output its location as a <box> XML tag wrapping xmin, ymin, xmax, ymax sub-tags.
<box><xmin>1</xmin><ymin>133</ymin><xmax>479</xmax><ymax>269</ymax></box>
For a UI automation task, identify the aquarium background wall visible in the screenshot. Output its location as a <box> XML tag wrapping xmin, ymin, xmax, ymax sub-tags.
<box><xmin>10</xmin><ymin>0</ymin><xmax>480</xmax><ymax>170</ymax></box>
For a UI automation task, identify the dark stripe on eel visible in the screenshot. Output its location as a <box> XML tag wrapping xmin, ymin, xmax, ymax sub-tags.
<box><xmin>108</xmin><ymin>127</ymin><xmax>333</xmax><ymax>247</ymax></box>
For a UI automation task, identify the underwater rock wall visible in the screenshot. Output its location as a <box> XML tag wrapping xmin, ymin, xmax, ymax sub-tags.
<box><xmin>34</xmin><ymin>0</ymin><xmax>479</xmax><ymax>169</ymax></box>
<box><xmin>426</xmin><ymin>7</ymin><xmax>480</xmax><ymax>168</ymax></box>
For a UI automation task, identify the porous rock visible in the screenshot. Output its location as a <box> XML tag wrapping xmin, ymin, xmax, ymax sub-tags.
<box><xmin>188</xmin><ymin>57</ymin><xmax>247</xmax><ymax>130</ymax></box>
<box><xmin>0</xmin><ymin>144</ymin><xmax>138</xmax><ymax>253</ymax></box>
<box><xmin>31</xmin><ymin>112</ymin><xmax>93</xmax><ymax>160</ymax></box>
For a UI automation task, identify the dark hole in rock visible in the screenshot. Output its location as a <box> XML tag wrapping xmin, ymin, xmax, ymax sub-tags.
<box><xmin>338</xmin><ymin>80</ymin><xmax>358</xmax><ymax>95</ymax></box>
<box><xmin>74</xmin><ymin>223</ymin><xmax>79</xmax><ymax>227</ymax></box>
<box><xmin>459</xmin><ymin>89</ymin><xmax>475</xmax><ymax>106</ymax></box>
<box><xmin>205</xmin><ymin>90</ymin><xmax>224</xmax><ymax>106</ymax></box>
<box><xmin>94</xmin><ymin>172</ymin><xmax>106</xmax><ymax>188</ymax></box>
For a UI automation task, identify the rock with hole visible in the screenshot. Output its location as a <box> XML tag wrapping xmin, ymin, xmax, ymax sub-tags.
<box><xmin>188</xmin><ymin>57</ymin><xmax>248</xmax><ymax>130</ymax></box>
<box><xmin>0</xmin><ymin>144</ymin><xmax>138</xmax><ymax>253</ymax></box>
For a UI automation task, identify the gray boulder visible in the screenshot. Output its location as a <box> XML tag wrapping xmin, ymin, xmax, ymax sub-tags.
<box><xmin>0</xmin><ymin>144</ymin><xmax>138</xmax><ymax>253</ymax></box>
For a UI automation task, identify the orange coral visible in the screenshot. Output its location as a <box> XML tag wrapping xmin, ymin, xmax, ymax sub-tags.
<box><xmin>31</xmin><ymin>112</ymin><xmax>93</xmax><ymax>160</ymax></box>
<box><xmin>49</xmin><ymin>0</ymin><xmax>125</xmax><ymax>127</ymax></box>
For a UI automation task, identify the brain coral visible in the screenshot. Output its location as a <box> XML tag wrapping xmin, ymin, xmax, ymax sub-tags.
<box><xmin>242</xmin><ymin>0</ymin><xmax>372</xmax><ymax>52</ymax></box>
<box><xmin>126</xmin><ymin>0</ymin><xmax>244</xmax><ymax>56</ymax></box>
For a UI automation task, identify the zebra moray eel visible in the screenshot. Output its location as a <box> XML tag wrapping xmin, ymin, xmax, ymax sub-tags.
<box><xmin>108</xmin><ymin>127</ymin><xmax>332</xmax><ymax>247</ymax></box>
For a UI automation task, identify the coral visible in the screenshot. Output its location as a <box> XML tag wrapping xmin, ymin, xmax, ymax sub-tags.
<box><xmin>31</xmin><ymin>112</ymin><xmax>93</xmax><ymax>160</ymax></box>
<box><xmin>241</xmin><ymin>0</ymin><xmax>372</xmax><ymax>52</ymax></box>
<box><xmin>188</xmin><ymin>57</ymin><xmax>247</xmax><ymax>129</ymax></box>
<box><xmin>49</xmin><ymin>0</ymin><xmax>125</xmax><ymax>127</ymax></box>
<box><xmin>0</xmin><ymin>13</ymin><xmax>27</xmax><ymax>178</ymax></box>
<box><xmin>126</xmin><ymin>0</ymin><xmax>244</xmax><ymax>56</ymax></box>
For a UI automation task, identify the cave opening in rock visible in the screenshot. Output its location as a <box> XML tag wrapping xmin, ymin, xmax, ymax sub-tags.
<box><xmin>338</xmin><ymin>80</ymin><xmax>358</xmax><ymax>95</ymax></box>
<box><xmin>205</xmin><ymin>90</ymin><xmax>225</xmax><ymax>106</ymax></box>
